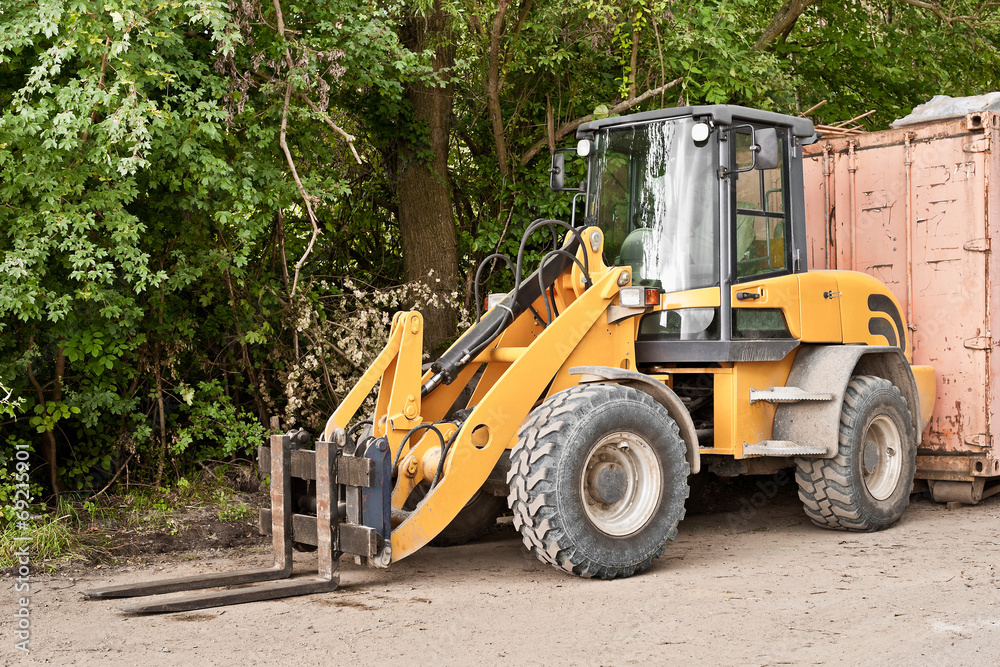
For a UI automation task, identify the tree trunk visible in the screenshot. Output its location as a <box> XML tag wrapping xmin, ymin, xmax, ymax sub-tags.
<box><xmin>487</xmin><ymin>0</ymin><xmax>511</xmax><ymax>178</ymax></box>
<box><xmin>755</xmin><ymin>0</ymin><xmax>819</xmax><ymax>50</ymax></box>
<box><xmin>154</xmin><ymin>342</ymin><xmax>168</xmax><ymax>489</ymax></box>
<box><xmin>398</xmin><ymin>2</ymin><xmax>459</xmax><ymax>351</ymax></box>
<box><xmin>26</xmin><ymin>335</ymin><xmax>66</xmax><ymax>497</ymax></box>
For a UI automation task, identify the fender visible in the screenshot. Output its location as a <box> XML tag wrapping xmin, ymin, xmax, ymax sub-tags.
<box><xmin>570</xmin><ymin>366</ymin><xmax>700</xmax><ymax>474</ymax></box>
<box><xmin>773</xmin><ymin>345</ymin><xmax>922</xmax><ymax>458</ymax></box>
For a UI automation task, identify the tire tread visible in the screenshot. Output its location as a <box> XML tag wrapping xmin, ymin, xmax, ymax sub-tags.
<box><xmin>794</xmin><ymin>375</ymin><xmax>914</xmax><ymax>532</ymax></box>
<box><xmin>507</xmin><ymin>384</ymin><xmax>689</xmax><ymax>579</ymax></box>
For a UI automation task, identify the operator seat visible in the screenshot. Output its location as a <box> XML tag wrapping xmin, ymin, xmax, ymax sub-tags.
<box><xmin>617</xmin><ymin>227</ymin><xmax>654</xmax><ymax>285</ymax></box>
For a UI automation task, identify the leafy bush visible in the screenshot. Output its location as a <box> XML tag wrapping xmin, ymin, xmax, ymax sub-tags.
<box><xmin>173</xmin><ymin>381</ymin><xmax>267</xmax><ymax>459</ymax></box>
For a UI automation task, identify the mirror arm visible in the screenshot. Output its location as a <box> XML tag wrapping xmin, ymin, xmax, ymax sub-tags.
<box><xmin>719</xmin><ymin>124</ymin><xmax>757</xmax><ymax>178</ymax></box>
<box><xmin>719</xmin><ymin>124</ymin><xmax>779</xmax><ymax>176</ymax></box>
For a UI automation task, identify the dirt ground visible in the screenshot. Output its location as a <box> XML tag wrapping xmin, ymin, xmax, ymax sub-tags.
<box><xmin>3</xmin><ymin>480</ymin><xmax>999</xmax><ymax>666</ymax></box>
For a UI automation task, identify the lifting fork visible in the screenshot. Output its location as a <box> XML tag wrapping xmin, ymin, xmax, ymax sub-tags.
<box><xmin>81</xmin><ymin>428</ymin><xmax>392</xmax><ymax>613</ymax></box>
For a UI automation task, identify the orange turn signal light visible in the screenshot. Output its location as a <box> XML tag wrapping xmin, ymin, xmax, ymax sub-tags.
<box><xmin>619</xmin><ymin>286</ymin><xmax>661</xmax><ymax>308</ymax></box>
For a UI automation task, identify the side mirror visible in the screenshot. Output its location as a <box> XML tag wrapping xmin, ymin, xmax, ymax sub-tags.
<box><xmin>549</xmin><ymin>152</ymin><xmax>565</xmax><ymax>191</ymax></box>
<box><xmin>753</xmin><ymin>128</ymin><xmax>779</xmax><ymax>171</ymax></box>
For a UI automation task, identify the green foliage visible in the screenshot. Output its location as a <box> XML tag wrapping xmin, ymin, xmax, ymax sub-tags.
<box><xmin>29</xmin><ymin>401</ymin><xmax>81</xmax><ymax>433</ymax></box>
<box><xmin>0</xmin><ymin>440</ymin><xmax>43</xmax><ymax>524</ymax></box>
<box><xmin>778</xmin><ymin>1</ymin><xmax>1000</xmax><ymax>126</ymax></box>
<box><xmin>215</xmin><ymin>489</ymin><xmax>254</xmax><ymax>523</ymax></box>
<box><xmin>173</xmin><ymin>381</ymin><xmax>267</xmax><ymax>459</ymax></box>
<box><xmin>0</xmin><ymin>0</ymin><xmax>428</xmax><ymax>496</ymax></box>
<box><xmin>0</xmin><ymin>497</ymin><xmax>96</xmax><ymax>568</ymax></box>
<box><xmin>0</xmin><ymin>377</ymin><xmax>25</xmax><ymax>419</ymax></box>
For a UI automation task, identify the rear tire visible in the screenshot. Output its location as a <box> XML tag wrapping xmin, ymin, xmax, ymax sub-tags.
<box><xmin>795</xmin><ymin>375</ymin><xmax>916</xmax><ymax>531</ymax></box>
<box><xmin>430</xmin><ymin>491</ymin><xmax>506</xmax><ymax>547</ymax></box>
<box><xmin>507</xmin><ymin>384</ymin><xmax>689</xmax><ymax>579</ymax></box>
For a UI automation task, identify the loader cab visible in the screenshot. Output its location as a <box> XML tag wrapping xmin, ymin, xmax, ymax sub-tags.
<box><xmin>575</xmin><ymin>105</ymin><xmax>816</xmax><ymax>363</ymax></box>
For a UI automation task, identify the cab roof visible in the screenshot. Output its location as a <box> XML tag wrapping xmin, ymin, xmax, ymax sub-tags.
<box><xmin>577</xmin><ymin>104</ymin><xmax>816</xmax><ymax>139</ymax></box>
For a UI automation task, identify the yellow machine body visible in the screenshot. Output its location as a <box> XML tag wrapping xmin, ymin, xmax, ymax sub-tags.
<box><xmin>324</xmin><ymin>227</ymin><xmax>936</xmax><ymax>561</ymax></box>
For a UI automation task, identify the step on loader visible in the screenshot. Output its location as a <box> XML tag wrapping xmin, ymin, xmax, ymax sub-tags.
<box><xmin>84</xmin><ymin>105</ymin><xmax>936</xmax><ymax>613</ymax></box>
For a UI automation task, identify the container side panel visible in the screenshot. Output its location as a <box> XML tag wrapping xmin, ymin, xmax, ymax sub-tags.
<box><xmin>803</xmin><ymin>119</ymin><xmax>995</xmax><ymax>475</ymax></box>
<box><xmin>851</xmin><ymin>144</ymin><xmax>908</xmax><ymax>307</ymax></box>
<box><xmin>803</xmin><ymin>152</ymin><xmax>831</xmax><ymax>270</ymax></box>
<box><xmin>833</xmin><ymin>150</ymin><xmax>853</xmax><ymax>272</ymax></box>
<box><xmin>988</xmin><ymin>121</ymin><xmax>999</xmax><ymax>472</ymax></box>
<box><xmin>909</xmin><ymin>131</ymin><xmax>989</xmax><ymax>456</ymax></box>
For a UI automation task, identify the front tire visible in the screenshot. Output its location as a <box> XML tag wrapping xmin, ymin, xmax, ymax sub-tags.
<box><xmin>507</xmin><ymin>384</ymin><xmax>690</xmax><ymax>579</ymax></box>
<box><xmin>795</xmin><ymin>375</ymin><xmax>916</xmax><ymax>531</ymax></box>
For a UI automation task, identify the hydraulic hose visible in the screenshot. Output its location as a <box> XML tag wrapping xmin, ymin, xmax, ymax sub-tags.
<box><xmin>473</xmin><ymin>253</ymin><xmax>517</xmax><ymax>324</ymax></box>
<box><xmin>391</xmin><ymin>422</ymin><xmax>447</xmax><ymax>475</ymax></box>
<box><xmin>424</xmin><ymin>220</ymin><xmax>590</xmax><ymax>395</ymax></box>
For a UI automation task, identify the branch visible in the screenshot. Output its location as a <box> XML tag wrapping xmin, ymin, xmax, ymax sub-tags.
<box><xmin>299</xmin><ymin>328</ymin><xmax>343</xmax><ymax>402</ymax></box>
<box><xmin>898</xmin><ymin>0</ymin><xmax>954</xmax><ymax>23</ymax></box>
<box><xmin>254</xmin><ymin>70</ymin><xmax>362</xmax><ymax>164</ymax></box>
<box><xmin>651</xmin><ymin>20</ymin><xmax>667</xmax><ymax>107</ymax></box>
<box><xmin>273</xmin><ymin>0</ymin><xmax>323</xmax><ymax>298</ymax></box>
<box><xmin>755</xmin><ymin>0</ymin><xmax>820</xmax><ymax>50</ymax></box>
<box><xmin>465</xmin><ymin>11</ymin><xmax>485</xmax><ymax>37</ymax></box>
<box><xmin>896</xmin><ymin>0</ymin><xmax>996</xmax><ymax>25</ymax></box>
<box><xmin>85</xmin><ymin>452</ymin><xmax>135</xmax><ymax>502</ymax></box>
<box><xmin>545</xmin><ymin>96</ymin><xmax>555</xmax><ymax>155</ymax></box>
<box><xmin>487</xmin><ymin>0</ymin><xmax>511</xmax><ymax>177</ymax></box>
<box><xmin>831</xmin><ymin>109</ymin><xmax>876</xmax><ymax>128</ymax></box>
<box><xmin>456</xmin><ymin>129</ymin><xmax>487</xmax><ymax>157</ymax></box>
<box><xmin>272</xmin><ymin>0</ymin><xmax>285</xmax><ymax>35</ymax></box>
<box><xmin>758</xmin><ymin>0</ymin><xmax>985</xmax><ymax>51</ymax></box>
<box><xmin>519</xmin><ymin>77</ymin><xmax>682</xmax><ymax>168</ymax></box>
<box><xmin>79</xmin><ymin>36</ymin><xmax>112</xmax><ymax>146</ymax></box>
<box><xmin>26</xmin><ymin>336</ymin><xmax>45</xmax><ymax>403</ymax></box>
<box><xmin>628</xmin><ymin>7</ymin><xmax>640</xmax><ymax>99</ymax></box>
<box><xmin>503</xmin><ymin>0</ymin><xmax>536</xmax><ymax>69</ymax></box>
<box><xmin>798</xmin><ymin>99</ymin><xmax>827</xmax><ymax>117</ymax></box>
<box><xmin>279</xmin><ymin>79</ymin><xmax>321</xmax><ymax>298</ymax></box>
<box><xmin>298</xmin><ymin>94</ymin><xmax>362</xmax><ymax>164</ymax></box>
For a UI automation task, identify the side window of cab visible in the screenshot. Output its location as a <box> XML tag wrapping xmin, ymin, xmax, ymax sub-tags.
<box><xmin>733</xmin><ymin>127</ymin><xmax>789</xmax><ymax>280</ymax></box>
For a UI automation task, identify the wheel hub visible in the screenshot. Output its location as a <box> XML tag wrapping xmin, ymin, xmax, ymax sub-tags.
<box><xmin>593</xmin><ymin>464</ymin><xmax>628</xmax><ymax>504</ymax></box>
<box><xmin>861</xmin><ymin>415</ymin><xmax>903</xmax><ymax>501</ymax></box>
<box><xmin>581</xmin><ymin>432</ymin><xmax>662</xmax><ymax>537</ymax></box>
<box><xmin>862</xmin><ymin>440</ymin><xmax>880</xmax><ymax>474</ymax></box>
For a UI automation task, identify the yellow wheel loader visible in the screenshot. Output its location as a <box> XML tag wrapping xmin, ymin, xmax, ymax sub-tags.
<box><xmin>84</xmin><ymin>105</ymin><xmax>936</xmax><ymax>612</ymax></box>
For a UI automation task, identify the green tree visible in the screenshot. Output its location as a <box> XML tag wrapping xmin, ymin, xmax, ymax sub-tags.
<box><xmin>0</xmin><ymin>0</ymin><xmax>420</xmax><ymax>494</ymax></box>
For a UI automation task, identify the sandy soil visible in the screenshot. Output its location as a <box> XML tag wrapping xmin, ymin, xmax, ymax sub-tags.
<box><xmin>3</xmin><ymin>482</ymin><xmax>999</xmax><ymax>666</ymax></box>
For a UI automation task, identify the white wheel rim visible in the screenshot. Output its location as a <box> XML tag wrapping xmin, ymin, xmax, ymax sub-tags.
<box><xmin>861</xmin><ymin>414</ymin><xmax>903</xmax><ymax>501</ymax></box>
<box><xmin>580</xmin><ymin>431</ymin><xmax>661</xmax><ymax>536</ymax></box>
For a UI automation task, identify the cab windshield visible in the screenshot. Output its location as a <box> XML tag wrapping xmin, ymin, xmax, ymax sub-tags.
<box><xmin>588</xmin><ymin>118</ymin><xmax>718</xmax><ymax>293</ymax></box>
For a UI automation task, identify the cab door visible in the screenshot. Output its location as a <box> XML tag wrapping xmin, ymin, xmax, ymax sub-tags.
<box><xmin>729</xmin><ymin>124</ymin><xmax>805</xmax><ymax>342</ymax></box>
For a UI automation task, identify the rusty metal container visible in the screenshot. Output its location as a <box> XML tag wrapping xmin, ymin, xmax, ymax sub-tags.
<box><xmin>802</xmin><ymin>112</ymin><xmax>1000</xmax><ymax>490</ymax></box>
